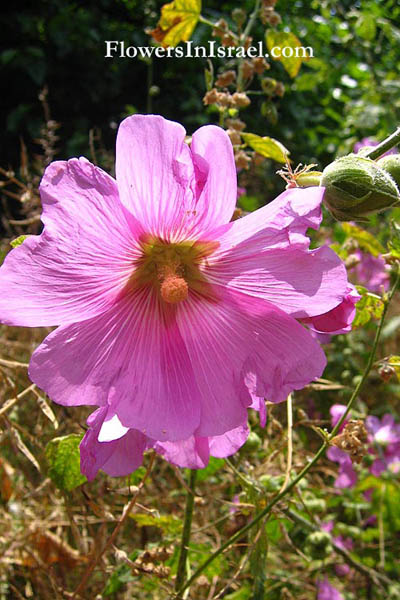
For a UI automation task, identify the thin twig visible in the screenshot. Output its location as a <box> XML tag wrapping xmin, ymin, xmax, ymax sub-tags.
<box><xmin>0</xmin><ymin>358</ymin><xmax>30</xmax><ymax>369</ymax></box>
<box><xmin>280</xmin><ymin>394</ymin><xmax>293</xmax><ymax>492</ymax></box>
<box><xmin>0</xmin><ymin>384</ymin><xmax>36</xmax><ymax>417</ymax></box>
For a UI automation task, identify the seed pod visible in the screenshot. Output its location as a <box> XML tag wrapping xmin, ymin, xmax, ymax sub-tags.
<box><xmin>321</xmin><ymin>154</ymin><xmax>400</xmax><ymax>221</ymax></box>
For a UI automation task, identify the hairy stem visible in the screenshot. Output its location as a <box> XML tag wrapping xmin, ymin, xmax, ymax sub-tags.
<box><xmin>364</xmin><ymin>127</ymin><xmax>400</xmax><ymax>160</ymax></box>
<box><xmin>174</xmin><ymin>469</ymin><xmax>198</xmax><ymax>595</ymax></box>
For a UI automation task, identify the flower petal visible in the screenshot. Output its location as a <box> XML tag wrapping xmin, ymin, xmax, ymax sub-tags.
<box><xmin>155</xmin><ymin>436</ymin><xmax>210</xmax><ymax>469</ymax></box>
<box><xmin>208</xmin><ymin>423</ymin><xmax>249</xmax><ymax>457</ymax></box>
<box><xmin>176</xmin><ymin>287</ymin><xmax>326</xmax><ymax>436</ymax></box>
<box><xmin>190</xmin><ymin>124</ymin><xmax>237</xmax><ymax>230</ymax></box>
<box><xmin>206</xmin><ymin>187</ymin><xmax>349</xmax><ymax>318</ymax></box>
<box><xmin>302</xmin><ymin>285</ymin><xmax>360</xmax><ymax>334</ymax></box>
<box><xmin>115</xmin><ymin>115</ymin><xmax>236</xmax><ymax>240</ymax></box>
<box><xmin>0</xmin><ymin>158</ymin><xmax>141</xmax><ymax>327</ymax></box>
<box><xmin>80</xmin><ymin>407</ymin><xmax>148</xmax><ymax>480</ymax></box>
<box><xmin>30</xmin><ymin>287</ymin><xmax>202</xmax><ymax>440</ymax></box>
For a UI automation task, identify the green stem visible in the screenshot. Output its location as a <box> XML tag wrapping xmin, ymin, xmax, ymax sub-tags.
<box><xmin>364</xmin><ymin>127</ymin><xmax>400</xmax><ymax>160</ymax></box>
<box><xmin>243</xmin><ymin>0</ymin><xmax>262</xmax><ymax>40</ymax></box>
<box><xmin>174</xmin><ymin>469</ymin><xmax>197</xmax><ymax>595</ymax></box>
<box><xmin>237</xmin><ymin>0</ymin><xmax>261</xmax><ymax>91</ymax></box>
<box><xmin>198</xmin><ymin>15</ymin><xmax>219</xmax><ymax>29</ymax></box>
<box><xmin>174</xmin><ymin>268</ymin><xmax>399</xmax><ymax>598</ymax></box>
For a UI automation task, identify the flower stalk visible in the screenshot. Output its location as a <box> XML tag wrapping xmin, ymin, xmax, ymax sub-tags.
<box><xmin>364</xmin><ymin>127</ymin><xmax>400</xmax><ymax>161</ymax></box>
<box><xmin>174</xmin><ymin>469</ymin><xmax>198</xmax><ymax>596</ymax></box>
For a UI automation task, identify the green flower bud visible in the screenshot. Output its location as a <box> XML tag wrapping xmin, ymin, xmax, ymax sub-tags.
<box><xmin>261</xmin><ymin>77</ymin><xmax>277</xmax><ymax>95</ymax></box>
<box><xmin>377</xmin><ymin>154</ymin><xmax>400</xmax><ymax>188</ymax></box>
<box><xmin>296</xmin><ymin>171</ymin><xmax>322</xmax><ymax>188</ymax></box>
<box><xmin>303</xmin><ymin>498</ymin><xmax>327</xmax><ymax>513</ymax></box>
<box><xmin>321</xmin><ymin>154</ymin><xmax>400</xmax><ymax>221</ymax></box>
<box><xmin>258</xmin><ymin>474</ymin><xmax>284</xmax><ymax>491</ymax></box>
<box><xmin>242</xmin><ymin>431</ymin><xmax>262</xmax><ymax>453</ymax></box>
<box><xmin>304</xmin><ymin>531</ymin><xmax>333</xmax><ymax>560</ymax></box>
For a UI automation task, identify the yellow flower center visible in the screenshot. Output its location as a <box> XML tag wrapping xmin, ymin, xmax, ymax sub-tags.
<box><xmin>132</xmin><ymin>236</ymin><xmax>218</xmax><ymax>304</ymax></box>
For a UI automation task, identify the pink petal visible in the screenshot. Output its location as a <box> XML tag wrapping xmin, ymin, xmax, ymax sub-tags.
<box><xmin>0</xmin><ymin>158</ymin><xmax>141</xmax><ymax>327</ymax></box>
<box><xmin>30</xmin><ymin>286</ymin><xmax>202</xmax><ymax>440</ymax></box>
<box><xmin>190</xmin><ymin>125</ymin><xmax>237</xmax><ymax>230</ymax></box>
<box><xmin>302</xmin><ymin>285</ymin><xmax>360</xmax><ymax>334</ymax></box>
<box><xmin>115</xmin><ymin>115</ymin><xmax>236</xmax><ymax>240</ymax></box>
<box><xmin>155</xmin><ymin>436</ymin><xmax>210</xmax><ymax>469</ymax></box>
<box><xmin>176</xmin><ymin>287</ymin><xmax>326</xmax><ymax>436</ymax></box>
<box><xmin>206</xmin><ymin>187</ymin><xmax>349</xmax><ymax>318</ymax></box>
<box><xmin>208</xmin><ymin>423</ymin><xmax>249</xmax><ymax>457</ymax></box>
<box><xmin>80</xmin><ymin>407</ymin><xmax>149</xmax><ymax>480</ymax></box>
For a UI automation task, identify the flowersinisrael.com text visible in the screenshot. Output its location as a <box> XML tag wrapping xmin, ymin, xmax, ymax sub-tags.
<box><xmin>104</xmin><ymin>40</ymin><xmax>314</xmax><ymax>60</ymax></box>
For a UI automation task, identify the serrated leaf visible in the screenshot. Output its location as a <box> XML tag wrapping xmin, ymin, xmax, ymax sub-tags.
<box><xmin>355</xmin><ymin>13</ymin><xmax>376</xmax><ymax>41</ymax></box>
<box><xmin>10</xmin><ymin>235</ymin><xmax>29</xmax><ymax>248</ymax></box>
<box><xmin>241</xmin><ymin>133</ymin><xmax>289</xmax><ymax>163</ymax></box>
<box><xmin>45</xmin><ymin>434</ymin><xmax>86</xmax><ymax>491</ymax></box>
<box><xmin>352</xmin><ymin>285</ymin><xmax>384</xmax><ymax>328</ymax></box>
<box><xmin>266</xmin><ymin>30</ymin><xmax>306</xmax><ymax>78</ymax></box>
<box><xmin>341</xmin><ymin>223</ymin><xmax>385</xmax><ymax>256</ymax></box>
<box><xmin>151</xmin><ymin>0</ymin><xmax>201</xmax><ymax>47</ymax></box>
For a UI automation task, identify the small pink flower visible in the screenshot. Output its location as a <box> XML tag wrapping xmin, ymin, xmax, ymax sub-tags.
<box><xmin>327</xmin><ymin>446</ymin><xmax>358</xmax><ymax>488</ymax></box>
<box><xmin>0</xmin><ymin>115</ymin><xmax>352</xmax><ymax>478</ymax></box>
<box><xmin>317</xmin><ymin>578</ymin><xmax>344</xmax><ymax>600</ymax></box>
<box><xmin>352</xmin><ymin>250</ymin><xmax>390</xmax><ymax>293</ymax></box>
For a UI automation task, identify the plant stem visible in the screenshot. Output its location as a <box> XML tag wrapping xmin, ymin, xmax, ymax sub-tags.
<box><xmin>174</xmin><ymin>469</ymin><xmax>198</xmax><ymax>595</ymax></box>
<box><xmin>237</xmin><ymin>0</ymin><xmax>261</xmax><ymax>91</ymax></box>
<box><xmin>174</xmin><ymin>268</ymin><xmax>399</xmax><ymax>598</ymax></box>
<box><xmin>364</xmin><ymin>127</ymin><xmax>400</xmax><ymax>160</ymax></box>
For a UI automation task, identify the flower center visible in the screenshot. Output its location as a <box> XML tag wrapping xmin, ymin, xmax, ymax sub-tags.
<box><xmin>132</xmin><ymin>236</ymin><xmax>218</xmax><ymax>304</ymax></box>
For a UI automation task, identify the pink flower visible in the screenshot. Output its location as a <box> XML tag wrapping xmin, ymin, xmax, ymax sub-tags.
<box><xmin>330</xmin><ymin>404</ymin><xmax>350</xmax><ymax>432</ymax></box>
<box><xmin>317</xmin><ymin>579</ymin><xmax>344</xmax><ymax>600</ymax></box>
<box><xmin>327</xmin><ymin>446</ymin><xmax>358</xmax><ymax>488</ymax></box>
<box><xmin>0</xmin><ymin>115</ymin><xmax>352</xmax><ymax>478</ymax></box>
<box><xmin>352</xmin><ymin>250</ymin><xmax>390</xmax><ymax>293</ymax></box>
<box><xmin>366</xmin><ymin>414</ymin><xmax>400</xmax><ymax>477</ymax></box>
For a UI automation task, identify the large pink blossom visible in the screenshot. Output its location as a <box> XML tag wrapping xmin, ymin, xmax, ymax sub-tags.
<box><xmin>0</xmin><ymin>115</ymin><xmax>354</xmax><ymax>478</ymax></box>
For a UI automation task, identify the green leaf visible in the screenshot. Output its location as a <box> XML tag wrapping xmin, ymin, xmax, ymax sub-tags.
<box><xmin>45</xmin><ymin>434</ymin><xmax>87</xmax><ymax>491</ymax></box>
<box><xmin>130</xmin><ymin>512</ymin><xmax>182</xmax><ymax>536</ymax></box>
<box><xmin>266</xmin><ymin>30</ymin><xmax>307</xmax><ymax>78</ymax></box>
<box><xmin>241</xmin><ymin>133</ymin><xmax>289</xmax><ymax>163</ymax></box>
<box><xmin>10</xmin><ymin>235</ymin><xmax>30</xmax><ymax>248</ymax></box>
<box><xmin>341</xmin><ymin>223</ymin><xmax>385</xmax><ymax>256</ymax></box>
<box><xmin>265</xmin><ymin>517</ymin><xmax>283</xmax><ymax>543</ymax></box>
<box><xmin>152</xmin><ymin>0</ymin><xmax>201</xmax><ymax>47</ymax></box>
<box><xmin>355</xmin><ymin>13</ymin><xmax>376</xmax><ymax>41</ymax></box>
<box><xmin>223</xmin><ymin>587</ymin><xmax>252</xmax><ymax>600</ymax></box>
<box><xmin>197</xmin><ymin>456</ymin><xmax>224</xmax><ymax>482</ymax></box>
<box><xmin>352</xmin><ymin>285</ymin><xmax>384</xmax><ymax>328</ymax></box>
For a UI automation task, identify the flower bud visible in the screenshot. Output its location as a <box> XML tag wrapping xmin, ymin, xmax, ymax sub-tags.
<box><xmin>321</xmin><ymin>154</ymin><xmax>400</xmax><ymax>221</ymax></box>
<box><xmin>232</xmin><ymin>8</ymin><xmax>246</xmax><ymax>27</ymax></box>
<box><xmin>242</xmin><ymin>431</ymin><xmax>262</xmax><ymax>453</ymax></box>
<box><xmin>304</xmin><ymin>531</ymin><xmax>333</xmax><ymax>560</ymax></box>
<box><xmin>377</xmin><ymin>154</ymin><xmax>400</xmax><ymax>188</ymax></box>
